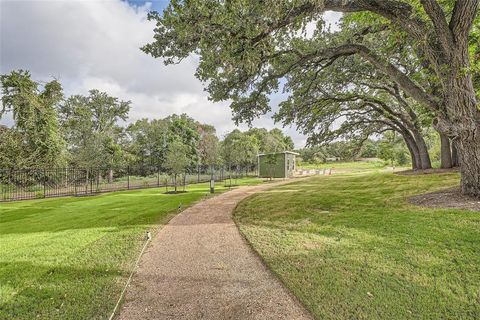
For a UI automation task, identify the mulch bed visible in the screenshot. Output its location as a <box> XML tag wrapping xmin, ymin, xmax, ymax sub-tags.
<box><xmin>409</xmin><ymin>187</ymin><xmax>480</xmax><ymax>211</ymax></box>
<box><xmin>397</xmin><ymin>167</ymin><xmax>460</xmax><ymax>175</ymax></box>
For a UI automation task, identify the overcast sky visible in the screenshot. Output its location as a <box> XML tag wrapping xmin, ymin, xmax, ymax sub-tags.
<box><xmin>0</xmin><ymin>0</ymin><xmax>341</xmax><ymax>148</ymax></box>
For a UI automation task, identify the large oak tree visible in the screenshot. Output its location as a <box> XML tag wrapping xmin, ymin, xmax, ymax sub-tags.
<box><xmin>276</xmin><ymin>52</ymin><xmax>434</xmax><ymax>170</ymax></box>
<box><xmin>143</xmin><ymin>0</ymin><xmax>480</xmax><ymax>196</ymax></box>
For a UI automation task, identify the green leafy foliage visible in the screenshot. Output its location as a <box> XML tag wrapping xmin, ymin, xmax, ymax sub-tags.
<box><xmin>0</xmin><ymin>70</ymin><xmax>292</xmax><ymax>173</ymax></box>
<box><xmin>198</xmin><ymin>124</ymin><xmax>221</xmax><ymax>168</ymax></box>
<box><xmin>164</xmin><ymin>139</ymin><xmax>190</xmax><ymax>192</ymax></box>
<box><xmin>125</xmin><ymin>114</ymin><xmax>201</xmax><ymax>171</ymax></box>
<box><xmin>246</xmin><ymin>127</ymin><xmax>294</xmax><ymax>153</ymax></box>
<box><xmin>0</xmin><ymin>70</ymin><xmax>66</xmax><ymax>168</ymax></box>
<box><xmin>142</xmin><ymin>0</ymin><xmax>480</xmax><ymax>195</ymax></box>
<box><xmin>125</xmin><ymin>118</ymin><xmax>169</xmax><ymax>168</ymax></box>
<box><xmin>377</xmin><ymin>132</ymin><xmax>410</xmax><ymax>166</ymax></box>
<box><xmin>221</xmin><ymin>129</ymin><xmax>259</xmax><ymax>170</ymax></box>
<box><xmin>59</xmin><ymin>90</ymin><xmax>130</xmax><ymax>168</ymax></box>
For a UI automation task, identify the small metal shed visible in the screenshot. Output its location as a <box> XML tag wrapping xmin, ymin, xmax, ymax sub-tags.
<box><xmin>257</xmin><ymin>151</ymin><xmax>299</xmax><ymax>178</ymax></box>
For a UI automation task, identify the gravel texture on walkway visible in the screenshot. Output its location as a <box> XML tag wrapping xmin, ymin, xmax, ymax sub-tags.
<box><xmin>117</xmin><ymin>181</ymin><xmax>313</xmax><ymax>320</ymax></box>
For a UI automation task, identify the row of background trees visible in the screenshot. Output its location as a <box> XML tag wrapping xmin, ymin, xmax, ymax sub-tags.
<box><xmin>0</xmin><ymin>69</ymin><xmax>462</xmax><ymax>177</ymax></box>
<box><xmin>297</xmin><ymin>132</ymin><xmax>455</xmax><ymax>168</ymax></box>
<box><xmin>0</xmin><ymin>70</ymin><xmax>294</xmax><ymax>176</ymax></box>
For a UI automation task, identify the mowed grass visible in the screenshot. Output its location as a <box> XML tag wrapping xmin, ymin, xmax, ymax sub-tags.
<box><xmin>234</xmin><ymin>172</ymin><xmax>480</xmax><ymax>319</ymax></box>
<box><xmin>0</xmin><ymin>177</ymin><xmax>262</xmax><ymax>319</ymax></box>
<box><xmin>298</xmin><ymin>160</ymin><xmax>390</xmax><ymax>172</ymax></box>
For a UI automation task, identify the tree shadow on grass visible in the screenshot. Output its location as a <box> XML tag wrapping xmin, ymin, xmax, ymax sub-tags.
<box><xmin>0</xmin><ymin>187</ymin><xmax>211</xmax><ymax>235</ymax></box>
<box><xmin>164</xmin><ymin>190</ymin><xmax>188</xmax><ymax>194</ymax></box>
<box><xmin>0</xmin><ymin>260</ymin><xmax>127</xmax><ymax>320</ymax></box>
<box><xmin>239</xmin><ymin>223</ymin><xmax>479</xmax><ymax>319</ymax></box>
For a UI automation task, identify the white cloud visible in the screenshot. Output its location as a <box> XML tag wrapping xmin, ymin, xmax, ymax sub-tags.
<box><xmin>1</xmin><ymin>0</ymin><xmax>340</xmax><ymax>148</ymax></box>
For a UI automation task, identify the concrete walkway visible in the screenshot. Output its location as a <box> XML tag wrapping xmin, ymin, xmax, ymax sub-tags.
<box><xmin>117</xmin><ymin>181</ymin><xmax>312</xmax><ymax>320</ymax></box>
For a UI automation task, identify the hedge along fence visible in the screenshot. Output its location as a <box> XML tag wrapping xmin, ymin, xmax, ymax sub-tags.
<box><xmin>0</xmin><ymin>165</ymin><xmax>257</xmax><ymax>202</ymax></box>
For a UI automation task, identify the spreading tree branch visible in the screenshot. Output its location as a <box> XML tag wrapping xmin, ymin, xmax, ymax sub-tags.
<box><xmin>450</xmin><ymin>0</ymin><xmax>480</xmax><ymax>45</ymax></box>
<box><xmin>419</xmin><ymin>0</ymin><xmax>453</xmax><ymax>51</ymax></box>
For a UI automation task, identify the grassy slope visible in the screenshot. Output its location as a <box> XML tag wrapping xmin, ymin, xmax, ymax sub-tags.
<box><xmin>0</xmin><ymin>178</ymin><xmax>261</xmax><ymax>319</ymax></box>
<box><xmin>234</xmin><ymin>172</ymin><xmax>480</xmax><ymax>319</ymax></box>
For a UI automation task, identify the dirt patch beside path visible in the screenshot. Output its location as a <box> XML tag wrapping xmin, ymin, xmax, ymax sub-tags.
<box><xmin>117</xmin><ymin>179</ymin><xmax>313</xmax><ymax>320</ymax></box>
<box><xmin>409</xmin><ymin>187</ymin><xmax>480</xmax><ymax>211</ymax></box>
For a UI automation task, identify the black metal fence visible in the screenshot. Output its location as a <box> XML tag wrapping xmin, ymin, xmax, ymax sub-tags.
<box><xmin>0</xmin><ymin>165</ymin><xmax>257</xmax><ymax>202</ymax></box>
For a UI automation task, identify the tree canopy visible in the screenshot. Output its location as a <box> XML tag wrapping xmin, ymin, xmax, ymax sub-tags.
<box><xmin>0</xmin><ymin>70</ymin><xmax>66</xmax><ymax>168</ymax></box>
<box><xmin>59</xmin><ymin>89</ymin><xmax>131</xmax><ymax>168</ymax></box>
<box><xmin>0</xmin><ymin>70</ymin><xmax>295</xmax><ymax>173</ymax></box>
<box><xmin>142</xmin><ymin>0</ymin><xmax>480</xmax><ymax>196</ymax></box>
<box><xmin>164</xmin><ymin>139</ymin><xmax>190</xmax><ymax>192</ymax></box>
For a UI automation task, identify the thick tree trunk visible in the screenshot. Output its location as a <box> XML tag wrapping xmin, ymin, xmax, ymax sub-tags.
<box><xmin>456</xmin><ymin>128</ymin><xmax>480</xmax><ymax>197</ymax></box>
<box><xmin>451</xmin><ymin>141</ymin><xmax>460</xmax><ymax>167</ymax></box>
<box><xmin>439</xmin><ymin>132</ymin><xmax>453</xmax><ymax>169</ymax></box>
<box><xmin>399</xmin><ymin>130</ymin><xmax>420</xmax><ymax>170</ymax></box>
<box><xmin>411</xmin><ymin>129</ymin><xmax>432</xmax><ymax>169</ymax></box>
<box><xmin>444</xmin><ymin>63</ymin><xmax>480</xmax><ymax>197</ymax></box>
<box><xmin>457</xmin><ymin>138</ymin><xmax>480</xmax><ymax>195</ymax></box>
<box><xmin>404</xmin><ymin>139</ymin><xmax>419</xmax><ymax>170</ymax></box>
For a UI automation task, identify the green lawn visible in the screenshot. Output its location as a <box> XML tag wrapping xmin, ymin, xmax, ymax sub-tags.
<box><xmin>234</xmin><ymin>172</ymin><xmax>480</xmax><ymax>319</ymax></box>
<box><xmin>0</xmin><ymin>177</ymin><xmax>262</xmax><ymax>319</ymax></box>
<box><xmin>298</xmin><ymin>160</ymin><xmax>388</xmax><ymax>171</ymax></box>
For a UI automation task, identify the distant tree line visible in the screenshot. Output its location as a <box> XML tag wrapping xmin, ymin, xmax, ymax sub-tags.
<box><xmin>297</xmin><ymin>131</ymin><xmax>458</xmax><ymax>169</ymax></box>
<box><xmin>0</xmin><ymin>70</ymin><xmax>294</xmax><ymax>174</ymax></box>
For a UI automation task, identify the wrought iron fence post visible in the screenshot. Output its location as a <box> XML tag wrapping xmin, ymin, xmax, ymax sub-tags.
<box><xmin>43</xmin><ymin>168</ymin><xmax>46</xmax><ymax>198</ymax></box>
<box><xmin>85</xmin><ymin>168</ymin><xmax>89</xmax><ymax>194</ymax></box>
<box><xmin>1</xmin><ymin>162</ymin><xmax>242</xmax><ymax>202</ymax></box>
<box><xmin>74</xmin><ymin>168</ymin><xmax>77</xmax><ymax>196</ymax></box>
<box><xmin>127</xmin><ymin>166</ymin><xmax>130</xmax><ymax>189</ymax></box>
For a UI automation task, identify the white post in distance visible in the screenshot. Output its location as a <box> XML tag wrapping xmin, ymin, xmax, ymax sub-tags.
<box><xmin>210</xmin><ymin>179</ymin><xmax>215</xmax><ymax>194</ymax></box>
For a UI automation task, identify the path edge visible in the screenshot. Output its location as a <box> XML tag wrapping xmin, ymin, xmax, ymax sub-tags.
<box><xmin>112</xmin><ymin>186</ymin><xmax>237</xmax><ymax>319</ymax></box>
<box><xmin>232</xmin><ymin>177</ymin><xmax>315</xmax><ymax>320</ymax></box>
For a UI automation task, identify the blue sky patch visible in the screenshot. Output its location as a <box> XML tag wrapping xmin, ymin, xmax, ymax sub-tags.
<box><xmin>125</xmin><ymin>0</ymin><xmax>169</xmax><ymax>12</ymax></box>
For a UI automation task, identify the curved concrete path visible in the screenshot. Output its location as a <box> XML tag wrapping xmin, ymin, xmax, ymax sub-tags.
<box><xmin>117</xmin><ymin>181</ymin><xmax>313</xmax><ymax>320</ymax></box>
